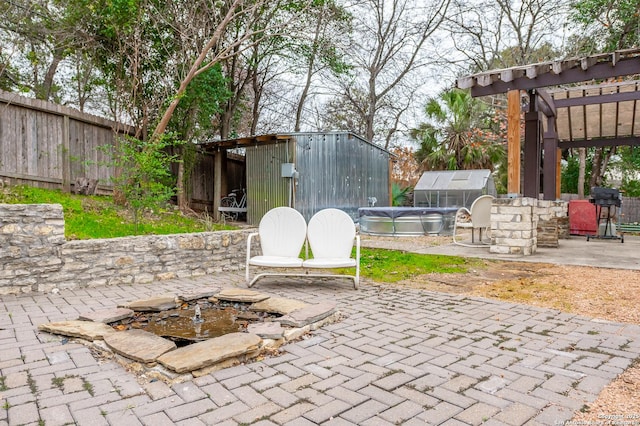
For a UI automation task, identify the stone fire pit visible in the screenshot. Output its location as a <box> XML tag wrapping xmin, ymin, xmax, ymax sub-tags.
<box><xmin>38</xmin><ymin>288</ymin><xmax>340</xmax><ymax>382</ymax></box>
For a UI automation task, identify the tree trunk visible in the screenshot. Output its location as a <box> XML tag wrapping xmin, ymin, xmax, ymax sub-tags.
<box><xmin>38</xmin><ymin>48</ymin><xmax>63</xmax><ymax>100</ymax></box>
<box><xmin>250</xmin><ymin>66</ymin><xmax>261</xmax><ymax>135</ymax></box>
<box><xmin>295</xmin><ymin>12</ymin><xmax>322</xmax><ymax>132</ymax></box>
<box><xmin>295</xmin><ymin>63</ymin><xmax>314</xmax><ymax>132</ymax></box>
<box><xmin>152</xmin><ymin>0</ymin><xmax>242</xmax><ymax>140</ymax></box>
<box><xmin>590</xmin><ymin>146</ymin><xmax>616</xmax><ymax>190</ymax></box>
<box><xmin>589</xmin><ymin>147</ymin><xmax>604</xmax><ymax>190</ymax></box>
<box><xmin>176</xmin><ymin>149</ymin><xmax>187</xmax><ymax>211</ymax></box>
<box><xmin>220</xmin><ymin>109</ymin><xmax>233</xmax><ymax>140</ymax></box>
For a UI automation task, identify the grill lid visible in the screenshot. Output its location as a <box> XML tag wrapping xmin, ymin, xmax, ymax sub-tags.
<box><xmin>590</xmin><ymin>187</ymin><xmax>621</xmax><ymax>206</ymax></box>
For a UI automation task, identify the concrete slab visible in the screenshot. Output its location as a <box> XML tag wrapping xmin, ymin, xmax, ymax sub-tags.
<box><xmin>78</xmin><ymin>307</ymin><xmax>134</xmax><ymax>323</ymax></box>
<box><xmin>123</xmin><ymin>295</ymin><xmax>178</xmax><ymax>311</ymax></box>
<box><xmin>250</xmin><ymin>297</ymin><xmax>308</xmax><ymax>315</ymax></box>
<box><xmin>411</xmin><ymin>235</ymin><xmax>640</xmax><ymax>271</ymax></box>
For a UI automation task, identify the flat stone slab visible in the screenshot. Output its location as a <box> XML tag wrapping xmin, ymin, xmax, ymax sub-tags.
<box><xmin>104</xmin><ymin>329</ymin><xmax>176</xmax><ymax>363</ymax></box>
<box><xmin>122</xmin><ymin>295</ymin><xmax>177</xmax><ymax>311</ymax></box>
<box><xmin>215</xmin><ymin>289</ymin><xmax>270</xmax><ymax>303</ymax></box>
<box><xmin>178</xmin><ymin>288</ymin><xmax>220</xmax><ymax>302</ymax></box>
<box><xmin>279</xmin><ymin>302</ymin><xmax>337</xmax><ymax>327</ymax></box>
<box><xmin>38</xmin><ymin>320</ymin><xmax>115</xmax><ymax>341</ymax></box>
<box><xmin>78</xmin><ymin>308</ymin><xmax>134</xmax><ymax>323</ymax></box>
<box><xmin>250</xmin><ymin>297</ymin><xmax>308</xmax><ymax>315</ymax></box>
<box><xmin>247</xmin><ymin>322</ymin><xmax>284</xmax><ymax>339</ymax></box>
<box><xmin>157</xmin><ymin>332</ymin><xmax>261</xmax><ymax>373</ymax></box>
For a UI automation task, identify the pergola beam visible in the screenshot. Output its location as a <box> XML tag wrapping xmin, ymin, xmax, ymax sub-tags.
<box><xmin>559</xmin><ymin>136</ymin><xmax>640</xmax><ymax>149</ymax></box>
<box><xmin>535</xmin><ymin>88</ymin><xmax>556</xmax><ymax>117</ymax></box>
<box><xmin>523</xmin><ymin>91</ymin><xmax>541</xmax><ymax>199</ymax></box>
<box><xmin>553</xmin><ymin>90</ymin><xmax>640</xmax><ymax>107</ymax></box>
<box><xmin>469</xmin><ymin>56</ymin><xmax>640</xmax><ymax>97</ymax></box>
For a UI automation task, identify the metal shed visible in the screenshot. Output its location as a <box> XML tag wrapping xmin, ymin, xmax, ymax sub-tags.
<box><xmin>413</xmin><ymin>170</ymin><xmax>496</xmax><ymax>209</ymax></box>
<box><xmin>202</xmin><ymin>132</ymin><xmax>391</xmax><ymax>225</ymax></box>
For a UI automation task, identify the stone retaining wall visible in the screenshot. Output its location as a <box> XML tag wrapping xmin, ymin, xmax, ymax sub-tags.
<box><xmin>0</xmin><ymin>204</ymin><xmax>251</xmax><ymax>294</ymax></box>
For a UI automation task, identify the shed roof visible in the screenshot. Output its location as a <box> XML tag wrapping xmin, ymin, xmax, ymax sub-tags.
<box><xmin>197</xmin><ymin>131</ymin><xmax>391</xmax><ymax>154</ymax></box>
<box><xmin>414</xmin><ymin>170</ymin><xmax>492</xmax><ymax>191</ymax></box>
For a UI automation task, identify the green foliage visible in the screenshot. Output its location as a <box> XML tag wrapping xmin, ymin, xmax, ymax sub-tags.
<box><xmin>392</xmin><ymin>183</ymin><xmax>412</xmax><ymax>207</ymax></box>
<box><xmin>412</xmin><ymin>88</ymin><xmax>505</xmax><ymax>172</ymax></box>
<box><xmin>561</xmin><ymin>153</ymin><xmax>592</xmax><ymax>195</ymax></box>
<box><xmin>169</xmin><ymin>65</ymin><xmax>231</xmax><ymax>141</ymax></box>
<box><xmin>357</xmin><ymin>248</ymin><xmax>470</xmax><ymax>283</ymax></box>
<box><xmin>570</xmin><ymin>0</ymin><xmax>640</xmax><ymax>51</ymax></box>
<box><xmin>0</xmin><ymin>185</ymin><xmax>233</xmax><ymax>239</ymax></box>
<box><xmin>621</xmin><ymin>179</ymin><xmax>640</xmax><ymax>197</ymax></box>
<box><xmin>617</xmin><ymin>146</ymin><xmax>640</xmax><ymax>196</ymax></box>
<box><xmin>100</xmin><ymin>134</ymin><xmax>183</xmax><ymax>233</ymax></box>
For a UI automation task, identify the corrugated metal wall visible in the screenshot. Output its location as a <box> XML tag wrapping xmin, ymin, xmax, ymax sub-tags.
<box><xmin>245</xmin><ymin>142</ymin><xmax>294</xmax><ymax>225</ymax></box>
<box><xmin>293</xmin><ymin>133</ymin><xmax>390</xmax><ymax>221</ymax></box>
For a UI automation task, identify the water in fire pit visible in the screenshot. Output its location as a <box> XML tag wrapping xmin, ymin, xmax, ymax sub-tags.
<box><xmin>111</xmin><ymin>301</ymin><xmax>279</xmax><ymax>345</ymax></box>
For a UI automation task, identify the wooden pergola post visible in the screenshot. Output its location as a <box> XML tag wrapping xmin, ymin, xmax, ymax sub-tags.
<box><xmin>556</xmin><ymin>148</ymin><xmax>562</xmax><ymax>199</ymax></box>
<box><xmin>507</xmin><ymin>90</ymin><xmax>521</xmax><ymax>196</ymax></box>
<box><xmin>523</xmin><ymin>91</ymin><xmax>541</xmax><ymax>199</ymax></box>
<box><xmin>542</xmin><ymin>115</ymin><xmax>557</xmax><ymax>200</ymax></box>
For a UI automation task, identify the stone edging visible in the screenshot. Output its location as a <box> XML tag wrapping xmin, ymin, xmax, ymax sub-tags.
<box><xmin>37</xmin><ymin>288</ymin><xmax>342</xmax><ymax>384</ymax></box>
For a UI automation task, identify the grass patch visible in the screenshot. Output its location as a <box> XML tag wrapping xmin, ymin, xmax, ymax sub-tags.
<box><xmin>82</xmin><ymin>379</ymin><xmax>95</xmax><ymax>396</ymax></box>
<box><xmin>326</xmin><ymin>246</ymin><xmax>472</xmax><ymax>282</ymax></box>
<box><xmin>0</xmin><ymin>185</ymin><xmax>234</xmax><ymax>239</ymax></box>
<box><xmin>357</xmin><ymin>248</ymin><xmax>471</xmax><ymax>282</ymax></box>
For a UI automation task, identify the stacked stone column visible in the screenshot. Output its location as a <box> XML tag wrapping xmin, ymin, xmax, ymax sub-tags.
<box><xmin>490</xmin><ymin>198</ymin><xmax>569</xmax><ymax>255</ymax></box>
<box><xmin>490</xmin><ymin>197</ymin><xmax>537</xmax><ymax>255</ymax></box>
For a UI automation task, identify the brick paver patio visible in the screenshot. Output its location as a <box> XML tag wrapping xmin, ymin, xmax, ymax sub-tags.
<box><xmin>1</xmin><ymin>273</ymin><xmax>639</xmax><ymax>425</ymax></box>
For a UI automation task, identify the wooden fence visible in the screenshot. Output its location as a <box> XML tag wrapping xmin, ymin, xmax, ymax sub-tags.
<box><xmin>0</xmin><ymin>90</ymin><xmax>245</xmax><ymax>212</ymax></box>
<box><xmin>0</xmin><ymin>89</ymin><xmax>135</xmax><ymax>193</ymax></box>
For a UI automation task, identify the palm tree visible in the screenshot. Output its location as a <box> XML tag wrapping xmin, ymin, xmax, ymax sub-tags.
<box><xmin>412</xmin><ymin>88</ymin><xmax>504</xmax><ymax>171</ymax></box>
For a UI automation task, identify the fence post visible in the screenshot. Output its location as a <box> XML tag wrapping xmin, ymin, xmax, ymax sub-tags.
<box><xmin>214</xmin><ymin>150</ymin><xmax>222</xmax><ymax>220</ymax></box>
<box><xmin>61</xmin><ymin>115</ymin><xmax>71</xmax><ymax>193</ymax></box>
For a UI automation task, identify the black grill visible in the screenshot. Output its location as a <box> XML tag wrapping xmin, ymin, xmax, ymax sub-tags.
<box><xmin>589</xmin><ymin>187</ymin><xmax>621</xmax><ymax>207</ymax></box>
<box><xmin>587</xmin><ymin>187</ymin><xmax>623</xmax><ymax>242</ymax></box>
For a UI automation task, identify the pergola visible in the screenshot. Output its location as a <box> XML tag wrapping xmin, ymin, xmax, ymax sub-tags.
<box><xmin>457</xmin><ymin>48</ymin><xmax>640</xmax><ymax>200</ymax></box>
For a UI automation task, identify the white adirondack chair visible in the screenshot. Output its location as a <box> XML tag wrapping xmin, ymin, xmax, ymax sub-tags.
<box><xmin>245</xmin><ymin>207</ymin><xmax>307</xmax><ymax>287</ymax></box>
<box><xmin>302</xmin><ymin>208</ymin><xmax>360</xmax><ymax>289</ymax></box>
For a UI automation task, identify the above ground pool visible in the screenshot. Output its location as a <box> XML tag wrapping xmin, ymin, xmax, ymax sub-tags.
<box><xmin>358</xmin><ymin>207</ymin><xmax>459</xmax><ymax>236</ymax></box>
